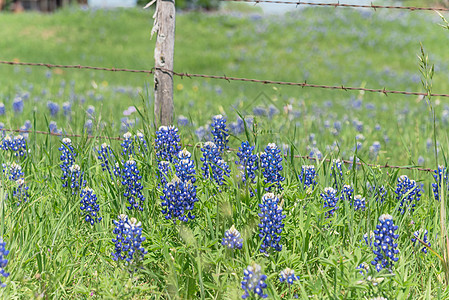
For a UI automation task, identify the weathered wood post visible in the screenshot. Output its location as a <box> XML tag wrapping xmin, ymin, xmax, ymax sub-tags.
<box><xmin>153</xmin><ymin>0</ymin><xmax>175</xmax><ymax>127</ymax></box>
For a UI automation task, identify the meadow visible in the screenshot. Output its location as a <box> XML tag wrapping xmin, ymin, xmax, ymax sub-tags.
<box><xmin>0</xmin><ymin>4</ymin><xmax>448</xmax><ymax>299</ymax></box>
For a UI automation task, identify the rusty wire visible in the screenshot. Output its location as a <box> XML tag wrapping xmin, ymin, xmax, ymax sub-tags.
<box><xmin>1</xmin><ymin>60</ymin><xmax>448</xmax><ymax>97</ymax></box>
<box><xmin>220</xmin><ymin>0</ymin><xmax>449</xmax><ymax>12</ymax></box>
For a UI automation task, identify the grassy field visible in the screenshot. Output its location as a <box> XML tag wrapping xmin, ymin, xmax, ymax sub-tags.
<box><xmin>0</xmin><ymin>5</ymin><xmax>448</xmax><ymax>299</ymax></box>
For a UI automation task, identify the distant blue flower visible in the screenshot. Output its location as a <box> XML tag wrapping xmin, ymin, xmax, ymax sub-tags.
<box><xmin>334</xmin><ymin>121</ymin><xmax>341</xmax><ymax>132</ymax></box>
<box><xmin>86</xmin><ymin>105</ymin><xmax>95</xmax><ymax>119</ymax></box>
<box><xmin>12</xmin><ymin>96</ymin><xmax>23</xmax><ymax>113</ymax></box>
<box><xmin>0</xmin><ymin>239</ymin><xmax>10</xmax><ymax>287</ymax></box>
<box><xmin>47</xmin><ymin>101</ymin><xmax>59</xmax><ymax>117</ymax></box>
<box><xmin>375</xmin><ymin>124</ymin><xmax>381</xmax><ymax>131</ymax></box>
<box><xmin>268</xmin><ymin>104</ymin><xmax>279</xmax><ymax>119</ymax></box>
<box><xmin>80</xmin><ymin>188</ymin><xmax>102</xmax><ymax>225</ymax></box>
<box><xmin>1</xmin><ymin>135</ymin><xmax>27</xmax><ymax>157</ymax></box>
<box><xmin>299</xmin><ymin>165</ymin><xmax>317</xmax><ymax>190</ymax></box>
<box><xmin>370</xmin><ymin>141</ymin><xmax>381</xmax><ymax>156</ymax></box>
<box><xmin>59</xmin><ymin>138</ymin><xmax>76</xmax><ymax>188</ymax></box>
<box><xmin>211</xmin><ymin>115</ymin><xmax>229</xmax><ymax>154</ymax></box>
<box><xmin>229</xmin><ymin>117</ymin><xmax>245</xmax><ymax>135</ymax></box>
<box><xmin>12</xmin><ymin>178</ymin><xmax>29</xmax><ymax>205</ymax></box>
<box><xmin>111</xmin><ymin>215</ymin><xmax>147</xmax><ymax>262</ymax></box>
<box><xmin>253</xmin><ymin>106</ymin><xmax>267</xmax><ymax>116</ymax></box>
<box><xmin>279</xmin><ymin>268</ymin><xmax>299</xmax><ymax>285</ymax></box>
<box><xmin>321</xmin><ymin>187</ymin><xmax>339</xmax><ymax>217</ymax></box>
<box><xmin>160</xmin><ymin>177</ymin><xmax>198</xmax><ymax>223</ymax></box>
<box><xmin>260</xmin><ymin>143</ymin><xmax>284</xmax><ymax>191</ymax></box>
<box><xmin>49</xmin><ymin>121</ymin><xmax>61</xmax><ymax>134</ymax></box>
<box><xmin>2</xmin><ymin>162</ymin><xmax>24</xmax><ymax>181</ymax></box>
<box><xmin>222</xmin><ymin>225</ymin><xmax>243</xmax><ymax>249</ymax></box>
<box><xmin>432</xmin><ymin>165</ymin><xmax>449</xmax><ymax>201</ymax></box>
<box><xmin>411</xmin><ymin>229</ymin><xmax>430</xmax><ymax>254</ymax></box>
<box><xmin>121</xmin><ymin>159</ymin><xmax>145</xmax><ymax>211</ymax></box>
<box><xmin>309</xmin><ymin>147</ymin><xmax>322</xmax><ymax>160</ymax></box>
<box><xmin>177</xmin><ymin>115</ymin><xmax>189</xmax><ymax>126</ymax></box>
<box><xmin>258</xmin><ymin>193</ymin><xmax>285</xmax><ymax>253</ymax></box>
<box><xmin>62</xmin><ymin>102</ymin><xmax>71</xmax><ymax>117</ymax></box>
<box><xmin>356</xmin><ymin>262</ymin><xmax>369</xmax><ymax>276</ymax></box>
<box><xmin>22</xmin><ymin>120</ymin><xmax>32</xmax><ymax>130</ymax></box>
<box><xmin>201</xmin><ymin>141</ymin><xmax>230</xmax><ymax>186</ymax></box>
<box><xmin>84</xmin><ymin>120</ymin><xmax>93</xmax><ymax>134</ymax></box>
<box><xmin>395</xmin><ymin>175</ymin><xmax>421</xmax><ymax>214</ymax></box>
<box><xmin>371</xmin><ymin>214</ymin><xmax>399</xmax><ymax>272</ymax></box>
<box><xmin>241</xmin><ymin>263</ymin><xmax>268</xmax><ymax>299</ymax></box>
<box><xmin>0</xmin><ymin>103</ymin><xmax>4</xmax><ymax>115</ymax></box>
<box><xmin>195</xmin><ymin>126</ymin><xmax>208</xmax><ymax>141</ymax></box>
<box><xmin>236</xmin><ymin>141</ymin><xmax>258</xmax><ymax>189</ymax></box>
<box><xmin>155</xmin><ymin>126</ymin><xmax>181</xmax><ymax>163</ymax></box>
<box><xmin>418</xmin><ymin>156</ymin><xmax>425</xmax><ymax>165</ymax></box>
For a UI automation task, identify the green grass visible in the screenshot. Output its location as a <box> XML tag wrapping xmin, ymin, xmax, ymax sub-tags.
<box><xmin>0</xmin><ymin>5</ymin><xmax>448</xmax><ymax>299</ymax></box>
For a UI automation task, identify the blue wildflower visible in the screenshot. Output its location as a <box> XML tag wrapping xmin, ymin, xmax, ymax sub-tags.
<box><xmin>86</xmin><ymin>105</ymin><xmax>95</xmax><ymax>119</ymax></box>
<box><xmin>59</xmin><ymin>138</ymin><xmax>76</xmax><ymax>188</ymax></box>
<box><xmin>353</xmin><ymin>195</ymin><xmax>366</xmax><ymax>211</ymax></box>
<box><xmin>112</xmin><ymin>215</ymin><xmax>147</xmax><ymax>262</ymax></box>
<box><xmin>222</xmin><ymin>225</ymin><xmax>243</xmax><ymax>249</ymax></box>
<box><xmin>121</xmin><ymin>159</ymin><xmax>145</xmax><ymax>211</ymax></box>
<box><xmin>155</xmin><ymin>126</ymin><xmax>181</xmax><ymax>163</ymax></box>
<box><xmin>13</xmin><ymin>178</ymin><xmax>29</xmax><ymax>205</ymax></box>
<box><xmin>260</xmin><ymin>143</ymin><xmax>284</xmax><ymax>192</ymax></box>
<box><xmin>371</xmin><ymin>214</ymin><xmax>399</xmax><ymax>272</ymax></box>
<box><xmin>279</xmin><ymin>268</ymin><xmax>299</xmax><ymax>285</ymax></box>
<box><xmin>356</xmin><ymin>262</ymin><xmax>369</xmax><ymax>276</ymax></box>
<box><xmin>175</xmin><ymin>149</ymin><xmax>196</xmax><ymax>183</ymax></box>
<box><xmin>2</xmin><ymin>162</ymin><xmax>24</xmax><ymax>181</ymax></box>
<box><xmin>432</xmin><ymin>165</ymin><xmax>449</xmax><ymax>201</ymax></box>
<box><xmin>97</xmin><ymin>143</ymin><xmax>119</xmax><ymax>181</ymax></box>
<box><xmin>299</xmin><ymin>165</ymin><xmax>317</xmax><ymax>190</ymax></box>
<box><xmin>47</xmin><ymin>101</ymin><xmax>59</xmax><ymax>117</ymax></box>
<box><xmin>229</xmin><ymin>117</ymin><xmax>245</xmax><ymax>135</ymax></box>
<box><xmin>0</xmin><ymin>239</ymin><xmax>9</xmax><ymax>287</ymax></box>
<box><xmin>160</xmin><ymin>176</ymin><xmax>198</xmax><ymax>223</ymax></box>
<box><xmin>236</xmin><ymin>141</ymin><xmax>258</xmax><ymax>188</ymax></box>
<box><xmin>340</xmin><ymin>184</ymin><xmax>353</xmax><ymax>202</ymax></box>
<box><xmin>62</xmin><ymin>102</ymin><xmax>71</xmax><ymax>117</ymax></box>
<box><xmin>395</xmin><ymin>175</ymin><xmax>421</xmax><ymax>214</ymax></box>
<box><xmin>69</xmin><ymin>164</ymin><xmax>86</xmax><ymax>195</ymax></box>
<box><xmin>241</xmin><ymin>263</ymin><xmax>268</xmax><ymax>299</ymax></box>
<box><xmin>0</xmin><ymin>103</ymin><xmax>4</xmax><ymax>115</ymax></box>
<box><xmin>177</xmin><ymin>115</ymin><xmax>189</xmax><ymax>126</ymax></box>
<box><xmin>80</xmin><ymin>188</ymin><xmax>102</xmax><ymax>225</ymax></box>
<box><xmin>12</xmin><ymin>96</ymin><xmax>23</xmax><ymax>113</ymax></box>
<box><xmin>211</xmin><ymin>115</ymin><xmax>229</xmax><ymax>153</ymax></box>
<box><xmin>331</xmin><ymin>159</ymin><xmax>343</xmax><ymax>187</ymax></box>
<box><xmin>157</xmin><ymin>160</ymin><xmax>171</xmax><ymax>187</ymax></box>
<box><xmin>121</xmin><ymin>132</ymin><xmax>134</xmax><ymax>157</ymax></box>
<box><xmin>201</xmin><ymin>141</ymin><xmax>230</xmax><ymax>186</ymax></box>
<box><xmin>321</xmin><ymin>187</ymin><xmax>339</xmax><ymax>217</ymax></box>
<box><xmin>258</xmin><ymin>193</ymin><xmax>285</xmax><ymax>253</ymax></box>
<box><xmin>411</xmin><ymin>229</ymin><xmax>430</xmax><ymax>254</ymax></box>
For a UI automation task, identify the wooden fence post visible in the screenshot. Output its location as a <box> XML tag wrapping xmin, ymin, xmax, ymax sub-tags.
<box><xmin>153</xmin><ymin>0</ymin><xmax>175</xmax><ymax>127</ymax></box>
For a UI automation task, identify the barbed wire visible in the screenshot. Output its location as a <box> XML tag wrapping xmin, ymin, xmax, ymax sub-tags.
<box><xmin>220</xmin><ymin>0</ymin><xmax>449</xmax><ymax>12</ymax></box>
<box><xmin>1</xmin><ymin>60</ymin><xmax>448</xmax><ymax>98</ymax></box>
<box><xmin>1</xmin><ymin>128</ymin><xmax>435</xmax><ymax>173</ymax></box>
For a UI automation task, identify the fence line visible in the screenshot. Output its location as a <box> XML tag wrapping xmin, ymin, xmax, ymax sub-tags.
<box><xmin>1</xmin><ymin>60</ymin><xmax>448</xmax><ymax>98</ymax></box>
<box><xmin>1</xmin><ymin>128</ymin><xmax>435</xmax><ymax>173</ymax></box>
<box><xmin>221</xmin><ymin>0</ymin><xmax>449</xmax><ymax>12</ymax></box>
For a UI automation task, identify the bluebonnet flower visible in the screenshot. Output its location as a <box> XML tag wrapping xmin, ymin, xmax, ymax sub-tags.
<box><xmin>12</xmin><ymin>178</ymin><xmax>29</xmax><ymax>205</ymax></box>
<box><xmin>121</xmin><ymin>159</ymin><xmax>145</xmax><ymax>211</ymax></box>
<box><xmin>84</xmin><ymin>120</ymin><xmax>93</xmax><ymax>134</ymax></box>
<box><xmin>353</xmin><ymin>195</ymin><xmax>366</xmax><ymax>211</ymax></box>
<box><xmin>375</xmin><ymin>124</ymin><xmax>381</xmax><ymax>131</ymax></box>
<box><xmin>62</xmin><ymin>102</ymin><xmax>71</xmax><ymax>117</ymax></box>
<box><xmin>229</xmin><ymin>117</ymin><xmax>245</xmax><ymax>135</ymax></box>
<box><xmin>356</xmin><ymin>262</ymin><xmax>369</xmax><ymax>276</ymax></box>
<box><xmin>340</xmin><ymin>184</ymin><xmax>353</xmax><ymax>201</ymax></box>
<box><xmin>309</xmin><ymin>147</ymin><xmax>322</xmax><ymax>160</ymax></box>
<box><xmin>134</xmin><ymin>132</ymin><xmax>148</xmax><ymax>153</ymax></box>
<box><xmin>0</xmin><ymin>239</ymin><xmax>9</xmax><ymax>287</ymax></box>
<box><xmin>369</xmin><ymin>184</ymin><xmax>387</xmax><ymax>203</ymax></box>
<box><xmin>395</xmin><ymin>175</ymin><xmax>421</xmax><ymax>214</ymax></box>
<box><xmin>80</xmin><ymin>187</ymin><xmax>102</xmax><ymax>225</ymax></box>
<box><xmin>418</xmin><ymin>156</ymin><xmax>425</xmax><ymax>165</ymax></box>
<box><xmin>432</xmin><ymin>165</ymin><xmax>449</xmax><ymax>201</ymax></box>
<box><xmin>12</xmin><ymin>96</ymin><xmax>23</xmax><ymax>113</ymax></box>
<box><xmin>121</xmin><ymin>132</ymin><xmax>133</xmax><ymax>157</ymax></box>
<box><xmin>0</xmin><ymin>103</ymin><xmax>4</xmax><ymax>115</ymax></box>
<box><xmin>279</xmin><ymin>268</ymin><xmax>299</xmax><ymax>285</ymax></box>
<box><xmin>195</xmin><ymin>126</ymin><xmax>207</xmax><ymax>141</ymax></box>
<box><xmin>321</xmin><ymin>187</ymin><xmax>339</xmax><ymax>217</ymax></box>
<box><xmin>12</xmin><ymin>135</ymin><xmax>27</xmax><ymax>157</ymax></box>
<box><xmin>371</xmin><ymin>214</ymin><xmax>399</xmax><ymax>272</ymax></box>
<box><xmin>2</xmin><ymin>162</ymin><xmax>24</xmax><ymax>181</ymax></box>
<box><xmin>177</xmin><ymin>115</ymin><xmax>189</xmax><ymax>126</ymax></box>
<box><xmin>253</xmin><ymin>106</ymin><xmax>267</xmax><ymax>116</ymax></box>
<box><xmin>268</xmin><ymin>104</ymin><xmax>279</xmax><ymax>119</ymax></box>
<box><xmin>155</xmin><ymin>126</ymin><xmax>181</xmax><ymax>163</ymax></box>
<box><xmin>241</xmin><ymin>263</ymin><xmax>268</xmax><ymax>299</ymax></box>
<box><xmin>112</xmin><ymin>215</ymin><xmax>147</xmax><ymax>262</ymax></box>
<box><xmin>334</xmin><ymin>121</ymin><xmax>341</xmax><ymax>132</ymax></box>
<box><xmin>22</xmin><ymin>120</ymin><xmax>31</xmax><ymax>130</ymax></box>
<box><xmin>348</xmin><ymin>156</ymin><xmax>360</xmax><ymax>170</ymax></box>
<box><xmin>47</xmin><ymin>101</ymin><xmax>59</xmax><ymax>117</ymax></box>
<box><xmin>201</xmin><ymin>141</ymin><xmax>230</xmax><ymax>186</ymax></box>
<box><xmin>258</xmin><ymin>193</ymin><xmax>285</xmax><ymax>253</ymax></box>
<box><xmin>363</xmin><ymin>231</ymin><xmax>375</xmax><ymax>247</ymax></box>
<box><xmin>0</xmin><ymin>136</ymin><xmax>12</xmax><ymax>152</ymax></box>
<box><xmin>157</xmin><ymin>161</ymin><xmax>171</xmax><ymax>187</ymax></box>
<box><xmin>331</xmin><ymin>159</ymin><xmax>343</xmax><ymax>187</ymax></box>
<box><xmin>97</xmin><ymin>143</ymin><xmax>119</xmax><ymax>180</ymax></box>
<box><xmin>86</xmin><ymin>105</ymin><xmax>95</xmax><ymax>119</ymax></box>
<box><xmin>59</xmin><ymin>138</ymin><xmax>76</xmax><ymax>187</ymax></box>
<box><xmin>69</xmin><ymin>164</ymin><xmax>86</xmax><ymax>195</ymax></box>
<box><xmin>260</xmin><ymin>143</ymin><xmax>284</xmax><ymax>191</ymax></box>
<box><xmin>160</xmin><ymin>176</ymin><xmax>198</xmax><ymax>223</ymax></box>
<box><xmin>222</xmin><ymin>225</ymin><xmax>243</xmax><ymax>249</ymax></box>
<box><xmin>236</xmin><ymin>141</ymin><xmax>258</xmax><ymax>187</ymax></box>
<box><xmin>175</xmin><ymin>149</ymin><xmax>196</xmax><ymax>183</ymax></box>
<box><xmin>299</xmin><ymin>165</ymin><xmax>317</xmax><ymax>190</ymax></box>
<box><xmin>211</xmin><ymin>115</ymin><xmax>229</xmax><ymax>153</ymax></box>
<box><xmin>411</xmin><ymin>229</ymin><xmax>430</xmax><ymax>254</ymax></box>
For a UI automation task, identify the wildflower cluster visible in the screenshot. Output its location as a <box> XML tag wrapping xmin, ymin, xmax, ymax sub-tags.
<box><xmin>160</xmin><ymin>176</ymin><xmax>198</xmax><ymax>223</ymax></box>
<box><xmin>222</xmin><ymin>225</ymin><xmax>243</xmax><ymax>250</ymax></box>
<box><xmin>279</xmin><ymin>268</ymin><xmax>299</xmax><ymax>285</ymax></box>
<box><xmin>2</xmin><ymin>162</ymin><xmax>29</xmax><ymax>205</ymax></box>
<box><xmin>321</xmin><ymin>187</ymin><xmax>339</xmax><ymax>217</ymax></box>
<box><xmin>353</xmin><ymin>195</ymin><xmax>366</xmax><ymax>211</ymax></box>
<box><xmin>299</xmin><ymin>165</ymin><xmax>317</xmax><ymax>190</ymax></box>
<box><xmin>111</xmin><ymin>215</ymin><xmax>147</xmax><ymax>262</ymax></box>
<box><xmin>340</xmin><ymin>184</ymin><xmax>353</xmax><ymax>201</ymax></box>
<box><xmin>155</xmin><ymin>126</ymin><xmax>181</xmax><ymax>162</ymax></box>
<box><xmin>211</xmin><ymin>114</ymin><xmax>229</xmax><ymax>153</ymax></box>
<box><xmin>331</xmin><ymin>159</ymin><xmax>343</xmax><ymax>187</ymax></box>
<box><xmin>157</xmin><ymin>160</ymin><xmax>171</xmax><ymax>187</ymax></box>
<box><xmin>260</xmin><ymin>143</ymin><xmax>284</xmax><ymax>192</ymax></box>
<box><xmin>1</xmin><ymin>135</ymin><xmax>27</xmax><ymax>157</ymax></box>
<box><xmin>97</xmin><ymin>143</ymin><xmax>120</xmax><ymax>181</ymax></box>
<box><xmin>201</xmin><ymin>141</ymin><xmax>230</xmax><ymax>186</ymax></box>
<box><xmin>241</xmin><ymin>263</ymin><xmax>268</xmax><ymax>299</ymax></box>
<box><xmin>411</xmin><ymin>229</ymin><xmax>430</xmax><ymax>254</ymax></box>
<box><xmin>120</xmin><ymin>131</ymin><xmax>148</xmax><ymax>158</ymax></box>
<box><xmin>79</xmin><ymin>188</ymin><xmax>102</xmax><ymax>225</ymax></box>
<box><xmin>69</xmin><ymin>164</ymin><xmax>87</xmax><ymax>195</ymax></box>
<box><xmin>0</xmin><ymin>239</ymin><xmax>9</xmax><ymax>287</ymax></box>
<box><xmin>59</xmin><ymin>138</ymin><xmax>77</xmax><ymax>187</ymax></box>
<box><xmin>258</xmin><ymin>193</ymin><xmax>285</xmax><ymax>253</ymax></box>
<box><xmin>236</xmin><ymin>141</ymin><xmax>258</xmax><ymax>185</ymax></box>
<box><xmin>432</xmin><ymin>165</ymin><xmax>449</xmax><ymax>201</ymax></box>
<box><xmin>175</xmin><ymin>149</ymin><xmax>196</xmax><ymax>183</ymax></box>
<box><xmin>121</xmin><ymin>159</ymin><xmax>145</xmax><ymax>211</ymax></box>
<box><xmin>395</xmin><ymin>175</ymin><xmax>421</xmax><ymax>214</ymax></box>
<box><xmin>371</xmin><ymin>214</ymin><xmax>399</xmax><ymax>272</ymax></box>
